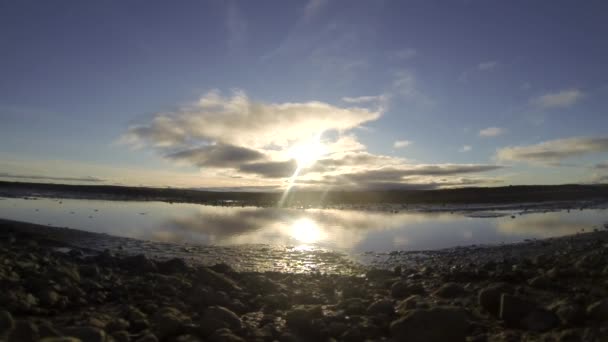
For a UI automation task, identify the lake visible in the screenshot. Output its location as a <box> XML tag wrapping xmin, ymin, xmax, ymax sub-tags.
<box><xmin>1</xmin><ymin>196</ymin><xmax>607</xmax><ymax>254</ymax></box>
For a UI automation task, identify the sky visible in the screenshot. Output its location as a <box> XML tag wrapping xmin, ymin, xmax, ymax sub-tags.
<box><xmin>1</xmin><ymin>0</ymin><xmax>608</xmax><ymax>190</ymax></box>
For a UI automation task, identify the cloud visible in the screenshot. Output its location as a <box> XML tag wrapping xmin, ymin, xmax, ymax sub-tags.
<box><xmin>477</xmin><ymin>61</ymin><xmax>499</xmax><ymax>71</ymax></box>
<box><xmin>123</xmin><ymin>90</ymin><xmax>381</xmax><ymax>150</ymax></box>
<box><xmin>531</xmin><ymin>89</ymin><xmax>584</xmax><ymax>109</ymax></box>
<box><xmin>123</xmin><ymin>90</ymin><xmax>504</xmax><ymax>189</ymax></box>
<box><xmin>496</xmin><ymin>137</ymin><xmax>608</xmax><ymax>164</ymax></box>
<box><xmin>225</xmin><ymin>2</ymin><xmax>247</xmax><ymax>51</ymax></box>
<box><xmin>326</xmin><ymin>164</ymin><xmax>503</xmax><ymax>182</ymax></box>
<box><xmin>459</xmin><ymin>145</ymin><xmax>472</xmax><ymax>152</ymax></box>
<box><xmin>594</xmin><ymin>161</ymin><xmax>608</xmax><ymax>169</ymax></box>
<box><xmin>392</xmin><ymin>70</ymin><xmax>434</xmax><ymax>106</ymax></box>
<box><xmin>0</xmin><ymin>173</ymin><xmax>104</xmax><ymax>183</ymax></box>
<box><xmin>479</xmin><ymin>127</ymin><xmax>504</xmax><ymax>137</ymax></box>
<box><xmin>303</xmin><ymin>0</ymin><xmax>327</xmax><ymax>19</ymax></box>
<box><xmin>393</xmin><ymin>140</ymin><xmax>412</xmax><ymax>149</ymax></box>
<box><xmin>166</xmin><ymin>144</ymin><xmax>265</xmax><ymax>168</ymax></box>
<box><xmin>342</xmin><ymin>94</ymin><xmax>388</xmax><ymax>104</ymax></box>
<box><xmin>303</xmin><ymin>165</ymin><xmax>503</xmax><ymax>189</ymax></box>
<box><xmin>389</xmin><ymin>48</ymin><xmax>417</xmax><ymax>60</ymax></box>
<box><xmin>238</xmin><ymin>160</ymin><xmax>298</xmax><ymax>178</ymax></box>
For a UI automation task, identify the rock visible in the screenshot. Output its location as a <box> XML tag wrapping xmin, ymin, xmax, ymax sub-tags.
<box><xmin>433</xmin><ymin>282</ymin><xmax>465</xmax><ymax>298</ymax></box>
<box><xmin>499</xmin><ymin>294</ymin><xmax>537</xmax><ymax>327</ymax></box>
<box><xmin>39</xmin><ymin>290</ymin><xmax>60</xmax><ymax>307</ymax></box>
<box><xmin>390</xmin><ymin>307</ymin><xmax>469</xmax><ymax>342</ymax></box>
<box><xmin>124</xmin><ymin>306</ymin><xmax>147</xmax><ymax>322</ymax></box>
<box><xmin>209</xmin><ymin>328</ymin><xmax>245</xmax><ymax>342</ymax></box>
<box><xmin>367</xmin><ymin>299</ymin><xmax>394</xmax><ymax>316</ymax></box>
<box><xmin>391</xmin><ymin>281</ymin><xmax>424</xmax><ymax>299</ymax></box>
<box><xmin>7</xmin><ymin>320</ymin><xmax>39</xmax><ymax>342</ymax></box>
<box><xmin>39</xmin><ymin>338</ymin><xmax>82</xmax><ymax>342</ymax></box>
<box><xmin>556</xmin><ymin>329</ymin><xmax>583</xmax><ymax>342</ymax></box>
<box><xmin>196</xmin><ymin>267</ymin><xmax>241</xmax><ymax>292</ymax></box>
<box><xmin>63</xmin><ymin>327</ymin><xmax>106</xmax><ymax>342</ymax></box>
<box><xmin>112</xmin><ymin>330</ymin><xmax>131</xmax><ymax>342</ymax></box>
<box><xmin>121</xmin><ymin>254</ymin><xmax>157</xmax><ymax>273</ymax></box>
<box><xmin>134</xmin><ymin>334</ymin><xmax>158</xmax><ymax>342</ymax></box>
<box><xmin>200</xmin><ymin>306</ymin><xmax>242</xmax><ymax>336</ymax></box>
<box><xmin>586</xmin><ymin>299</ymin><xmax>608</xmax><ymax>321</ymax></box>
<box><xmin>396</xmin><ymin>295</ymin><xmax>423</xmax><ymax>314</ymax></box>
<box><xmin>106</xmin><ymin>318</ymin><xmax>130</xmax><ymax>332</ymax></box>
<box><xmin>550</xmin><ymin>299</ymin><xmax>585</xmax><ymax>325</ymax></box>
<box><xmin>38</xmin><ymin>321</ymin><xmax>62</xmax><ymax>338</ymax></box>
<box><xmin>285</xmin><ymin>305</ymin><xmax>323</xmax><ymax>333</ymax></box>
<box><xmin>366</xmin><ymin>268</ymin><xmax>395</xmax><ymax>280</ymax></box>
<box><xmin>528</xmin><ymin>275</ymin><xmax>552</xmax><ymax>289</ymax></box>
<box><xmin>78</xmin><ymin>265</ymin><xmax>100</xmax><ymax>278</ymax></box>
<box><xmin>50</xmin><ymin>264</ymin><xmax>81</xmax><ymax>284</ymax></box>
<box><xmin>152</xmin><ymin>307</ymin><xmax>189</xmax><ymax>339</ymax></box>
<box><xmin>478</xmin><ymin>283</ymin><xmax>512</xmax><ymax>317</ymax></box>
<box><xmin>339</xmin><ymin>298</ymin><xmax>367</xmax><ymax>315</ymax></box>
<box><xmin>0</xmin><ymin>310</ymin><xmax>14</xmax><ymax>335</ymax></box>
<box><xmin>157</xmin><ymin>258</ymin><xmax>190</xmax><ymax>274</ymax></box>
<box><xmin>520</xmin><ymin>309</ymin><xmax>559</xmax><ymax>332</ymax></box>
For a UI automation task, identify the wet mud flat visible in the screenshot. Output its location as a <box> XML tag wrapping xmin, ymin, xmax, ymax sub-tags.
<box><xmin>0</xmin><ymin>219</ymin><xmax>608</xmax><ymax>341</ymax></box>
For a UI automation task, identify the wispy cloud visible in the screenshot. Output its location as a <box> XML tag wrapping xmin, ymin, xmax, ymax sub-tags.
<box><xmin>496</xmin><ymin>137</ymin><xmax>608</xmax><ymax>165</ymax></box>
<box><xmin>342</xmin><ymin>94</ymin><xmax>388</xmax><ymax>104</ymax></box>
<box><xmin>303</xmin><ymin>0</ymin><xmax>327</xmax><ymax>19</ymax></box>
<box><xmin>593</xmin><ymin>161</ymin><xmax>608</xmax><ymax>169</ymax></box>
<box><xmin>392</xmin><ymin>69</ymin><xmax>434</xmax><ymax>106</ymax></box>
<box><xmin>225</xmin><ymin>2</ymin><xmax>247</xmax><ymax>51</ymax></box>
<box><xmin>531</xmin><ymin>88</ymin><xmax>584</xmax><ymax>109</ymax></box>
<box><xmin>393</xmin><ymin>140</ymin><xmax>412</xmax><ymax>149</ymax></box>
<box><xmin>459</xmin><ymin>145</ymin><xmax>472</xmax><ymax>152</ymax></box>
<box><xmin>477</xmin><ymin>60</ymin><xmax>499</xmax><ymax>71</ymax></box>
<box><xmin>479</xmin><ymin>127</ymin><xmax>504</xmax><ymax>137</ymax></box>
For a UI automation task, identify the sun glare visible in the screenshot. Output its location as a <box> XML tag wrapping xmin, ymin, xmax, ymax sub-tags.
<box><xmin>290</xmin><ymin>218</ymin><xmax>325</xmax><ymax>244</ymax></box>
<box><xmin>288</xmin><ymin>134</ymin><xmax>327</xmax><ymax>168</ymax></box>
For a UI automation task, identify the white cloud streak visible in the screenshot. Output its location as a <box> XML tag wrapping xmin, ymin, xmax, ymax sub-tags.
<box><xmin>531</xmin><ymin>89</ymin><xmax>584</xmax><ymax>109</ymax></box>
<box><xmin>479</xmin><ymin>127</ymin><xmax>504</xmax><ymax>137</ymax></box>
<box><xmin>393</xmin><ymin>140</ymin><xmax>412</xmax><ymax>149</ymax></box>
<box><xmin>496</xmin><ymin>137</ymin><xmax>608</xmax><ymax>165</ymax></box>
<box><xmin>477</xmin><ymin>61</ymin><xmax>499</xmax><ymax>71</ymax></box>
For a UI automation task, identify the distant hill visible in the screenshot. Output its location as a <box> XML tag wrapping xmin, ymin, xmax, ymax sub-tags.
<box><xmin>1</xmin><ymin>181</ymin><xmax>608</xmax><ymax>207</ymax></box>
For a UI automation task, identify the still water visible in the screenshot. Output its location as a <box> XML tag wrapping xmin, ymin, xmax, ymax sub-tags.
<box><xmin>1</xmin><ymin>197</ymin><xmax>607</xmax><ymax>254</ymax></box>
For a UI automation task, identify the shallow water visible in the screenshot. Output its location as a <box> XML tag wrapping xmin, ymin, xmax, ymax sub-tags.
<box><xmin>1</xmin><ymin>197</ymin><xmax>607</xmax><ymax>254</ymax></box>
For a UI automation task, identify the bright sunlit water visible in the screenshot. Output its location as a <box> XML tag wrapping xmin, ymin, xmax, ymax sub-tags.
<box><xmin>1</xmin><ymin>197</ymin><xmax>608</xmax><ymax>253</ymax></box>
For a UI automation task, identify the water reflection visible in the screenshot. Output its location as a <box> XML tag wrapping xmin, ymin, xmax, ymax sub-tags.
<box><xmin>1</xmin><ymin>197</ymin><xmax>607</xmax><ymax>253</ymax></box>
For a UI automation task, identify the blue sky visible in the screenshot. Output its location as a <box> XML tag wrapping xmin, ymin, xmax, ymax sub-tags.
<box><xmin>1</xmin><ymin>0</ymin><xmax>608</xmax><ymax>189</ymax></box>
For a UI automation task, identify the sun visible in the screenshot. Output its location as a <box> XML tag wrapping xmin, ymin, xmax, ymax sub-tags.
<box><xmin>288</xmin><ymin>134</ymin><xmax>327</xmax><ymax>168</ymax></box>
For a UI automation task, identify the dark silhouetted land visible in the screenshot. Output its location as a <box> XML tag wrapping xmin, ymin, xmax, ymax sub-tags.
<box><xmin>1</xmin><ymin>181</ymin><xmax>608</xmax><ymax>207</ymax></box>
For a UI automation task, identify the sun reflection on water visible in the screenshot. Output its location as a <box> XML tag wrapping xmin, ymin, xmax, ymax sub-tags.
<box><xmin>290</xmin><ymin>217</ymin><xmax>325</xmax><ymax>245</ymax></box>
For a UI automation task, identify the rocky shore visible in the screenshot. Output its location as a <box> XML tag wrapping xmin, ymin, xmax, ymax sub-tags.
<box><xmin>1</xmin><ymin>221</ymin><xmax>608</xmax><ymax>341</ymax></box>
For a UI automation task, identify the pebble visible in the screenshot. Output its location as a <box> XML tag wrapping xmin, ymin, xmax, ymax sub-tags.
<box><xmin>586</xmin><ymin>299</ymin><xmax>608</xmax><ymax>321</ymax></box>
<box><xmin>0</xmin><ymin>310</ymin><xmax>15</xmax><ymax>335</ymax></box>
<box><xmin>200</xmin><ymin>306</ymin><xmax>242</xmax><ymax>336</ymax></box>
<box><xmin>390</xmin><ymin>307</ymin><xmax>469</xmax><ymax>342</ymax></box>
<box><xmin>478</xmin><ymin>283</ymin><xmax>512</xmax><ymax>317</ymax></box>
<box><xmin>62</xmin><ymin>327</ymin><xmax>106</xmax><ymax>342</ymax></box>
<box><xmin>433</xmin><ymin>282</ymin><xmax>465</xmax><ymax>298</ymax></box>
<box><xmin>366</xmin><ymin>299</ymin><xmax>394</xmax><ymax>316</ymax></box>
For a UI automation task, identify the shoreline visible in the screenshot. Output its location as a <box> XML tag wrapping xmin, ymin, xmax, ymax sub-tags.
<box><xmin>1</xmin><ymin>219</ymin><xmax>607</xmax><ymax>341</ymax></box>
